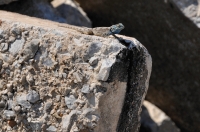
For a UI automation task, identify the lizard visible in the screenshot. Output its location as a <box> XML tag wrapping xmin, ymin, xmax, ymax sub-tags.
<box><xmin>58</xmin><ymin>23</ymin><xmax>134</xmax><ymax>49</ymax></box>
<box><xmin>58</xmin><ymin>23</ymin><xmax>125</xmax><ymax>37</ymax></box>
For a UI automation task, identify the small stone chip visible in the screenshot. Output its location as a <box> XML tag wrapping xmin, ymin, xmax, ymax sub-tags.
<box><xmin>26</xmin><ymin>90</ymin><xmax>40</xmax><ymax>103</ymax></box>
<box><xmin>7</xmin><ymin>120</ymin><xmax>17</xmax><ymax>127</ymax></box>
<box><xmin>89</xmin><ymin>57</ymin><xmax>98</xmax><ymax>66</ymax></box>
<box><xmin>0</xmin><ymin>43</ymin><xmax>8</xmax><ymax>52</ymax></box>
<box><xmin>65</xmin><ymin>95</ymin><xmax>76</xmax><ymax>109</ymax></box>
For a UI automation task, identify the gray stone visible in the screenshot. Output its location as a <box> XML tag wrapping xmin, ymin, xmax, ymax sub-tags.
<box><xmin>16</xmin><ymin>93</ymin><xmax>31</xmax><ymax>109</ymax></box>
<box><xmin>65</xmin><ymin>95</ymin><xmax>76</xmax><ymax>109</ymax></box>
<box><xmin>46</xmin><ymin>125</ymin><xmax>57</xmax><ymax>132</ymax></box>
<box><xmin>29</xmin><ymin>121</ymin><xmax>43</xmax><ymax>131</ymax></box>
<box><xmin>89</xmin><ymin>57</ymin><xmax>98</xmax><ymax>66</ymax></box>
<box><xmin>26</xmin><ymin>90</ymin><xmax>40</xmax><ymax>103</ymax></box>
<box><xmin>44</xmin><ymin>100</ymin><xmax>52</xmax><ymax>111</ymax></box>
<box><xmin>7</xmin><ymin>100</ymin><xmax>14</xmax><ymax>110</ymax></box>
<box><xmin>9</xmin><ymin>38</ymin><xmax>25</xmax><ymax>57</ymax></box>
<box><xmin>0</xmin><ymin>43</ymin><xmax>8</xmax><ymax>52</ymax></box>
<box><xmin>21</xmin><ymin>39</ymin><xmax>40</xmax><ymax>61</ymax></box>
<box><xmin>11</xmin><ymin>27</ymin><xmax>21</xmax><ymax>35</ymax></box>
<box><xmin>62</xmin><ymin>110</ymin><xmax>77</xmax><ymax>130</ymax></box>
<box><xmin>81</xmin><ymin>84</ymin><xmax>90</xmax><ymax>93</ymax></box>
<box><xmin>96</xmin><ymin>59</ymin><xmax>115</xmax><ymax>81</ymax></box>
<box><xmin>14</xmin><ymin>106</ymin><xmax>21</xmax><ymax>113</ymax></box>
<box><xmin>3</xmin><ymin>110</ymin><xmax>15</xmax><ymax>120</ymax></box>
<box><xmin>73</xmin><ymin>72</ymin><xmax>82</xmax><ymax>82</ymax></box>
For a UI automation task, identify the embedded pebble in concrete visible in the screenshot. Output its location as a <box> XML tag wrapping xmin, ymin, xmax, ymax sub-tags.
<box><xmin>26</xmin><ymin>90</ymin><xmax>40</xmax><ymax>103</ymax></box>
<box><xmin>96</xmin><ymin>58</ymin><xmax>116</xmax><ymax>81</ymax></box>
<box><xmin>89</xmin><ymin>56</ymin><xmax>98</xmax><ymax>66</ymax></box>
<box><xmin>16</xmin><ymin>93</ymin><xmax>32</xmax><ymax>108</ymax></box>
<box><xmin>81</xmin><ymin>84</ymin><xmax>90</xmax><ymax>93</ymax></box>
<box><xmin>9</xmin><ymin>38</ymin><xmax>25</xmax><ymax>56</ymax></box>
<box><xmin>0</xmin><ymin>43</ymin><xmax>8</xmax><ymax>52</ymax></box>
<box><xmin>65</xmin><ymin>95</ymin><xmax>76</xmax><ymax>109</ymax></box>
<box><xmin>3</xmin><ymin>110</ymin><xmax>15</xmax><ymax>120</ymax></box>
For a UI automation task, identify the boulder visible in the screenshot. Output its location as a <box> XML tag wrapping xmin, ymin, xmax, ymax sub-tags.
<box><xmin>0</xmin><ymin>11</ymin><xmax>151</xmax><ymax>131</ymax></box>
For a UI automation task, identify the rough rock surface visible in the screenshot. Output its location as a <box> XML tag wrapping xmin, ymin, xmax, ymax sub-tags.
<box><xmin>140</xmin><ymin>101</ymin><xmax>180</xmax><ymax>132</ymax></box>
<box><xmin>0</xmin><ymin>0</ymin><xmax>17</xmax><ymax>5</ymax></box>
<box><xmin>75</xmin><ymin>0</ymin><xmax>200</xmax><ymax>131</ymax></box>
<box><xmin>0</xmin><ymin>11</ymin><xmax>151</xmax><ymax>131</ymax></box>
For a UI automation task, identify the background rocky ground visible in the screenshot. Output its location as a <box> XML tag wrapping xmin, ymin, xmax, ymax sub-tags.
<box><xmin>0</xmin><ymin>0</ymin><xmax>199</xmax><ymax>132</ymax></box>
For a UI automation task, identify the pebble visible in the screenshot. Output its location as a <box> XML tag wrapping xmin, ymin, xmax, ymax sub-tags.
<box><xmin>44</xmin><ymin>100</ymin><xmax>52</xmax><ymax>111</ymax></box>
<box><xmin>46</xmin><ymin>125</ymin><xmax>57</xmax><ymax>132</ymax></box>
<box><xmin>89</xmin><ymin>57</ymin><xmax>98</xmax><ymax>66</ymax></box>
<box><xmin>16</xmin><ymin>93</ymin><xmax>31</xmax><ymax>109</ymax></box>
<box><xmin>26</xmin><ymin>90</ymin><xmax>40</xmax><ymax>103</ymax></box>
<box><xmin>11</xmin><ymin>27</ymin><xmax>21</xmax><ymax>35</ymax></box>
<box><xmin>7</xmin><ymin>120</ymin><xmax>17</xmax><ymax>127</ymax></box>
<box><xmin>96</xmin><ymin>59</ymin><xmax>114</xmax><ymax>81</ymax></box>
<box><xmin>3</xmin><ymin>110</ymin><xmax>15</xmax><ymax>120</ymax></box>
<box><xmin>14</xmin><ymin>106</ymin><xmax>21</xmax><ymax>113</ymax></box>
<box><xmin>81</xmin><ymin>84</ymin><xmax>90</xmax><ymax>94</ymax></box>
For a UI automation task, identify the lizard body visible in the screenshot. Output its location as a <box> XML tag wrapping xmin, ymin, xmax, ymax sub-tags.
<box><xmin>58</xmin><ymin>23</ymin><xmax>124</xmax><ymax>37</ymax></box>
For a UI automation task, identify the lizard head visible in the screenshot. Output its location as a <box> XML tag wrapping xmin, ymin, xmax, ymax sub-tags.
<box><xmin>110</xmin><ymin>23</ymin><xmax>125</xmax><ymax>34</ymax></box>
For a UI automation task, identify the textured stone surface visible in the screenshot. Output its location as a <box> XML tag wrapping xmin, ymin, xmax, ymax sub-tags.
<box><xmin>75</xmin><ymin>0</ymin><xmax>200</xmax><ymax>131</ymax></box>
<box><xmin>0</xmin><ymin>0</ymin><xmax>91</xmax><ymax>27</ymax></box>
<box><xmin>0</xmin><ymin>11</ymin><xmax>151</xmax><ymax>131</ymax></box>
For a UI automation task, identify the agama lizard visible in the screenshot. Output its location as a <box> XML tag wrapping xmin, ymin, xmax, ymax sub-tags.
<box><xmin>58</xmin><ymin>23</ymin><xmax>133</xmax><ymax>48</ymax></box>
<box><xmin>58</xmin><ymin>23</ymin><xmax>124</xmax><ymax>37</ymax></box>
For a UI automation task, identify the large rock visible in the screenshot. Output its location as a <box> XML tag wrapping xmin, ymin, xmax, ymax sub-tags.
<box><xmin>0</xmin><ymin>0</ymin><xmax>91</xmax><ymax>27</ymax></box>
<box><xmin>0</xmin><ymin>11</ymin><xmax>151</xmax><ymax>131</ymax></box>
<box><xmin>75</xmin><ymin>0</ymin><xmax>200</xmax><ymax>131</ymax></box>
<box><xmin>51</xmin><ymin>0</ymin><xmax>92</xmax><ymax>27</ymax></box>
